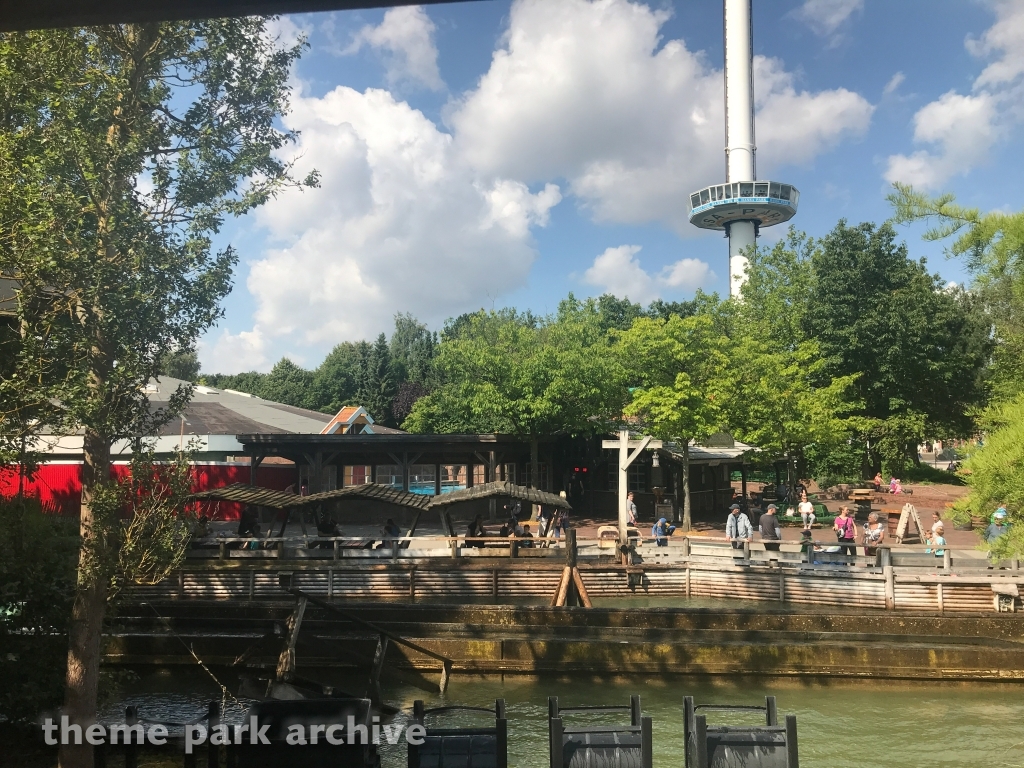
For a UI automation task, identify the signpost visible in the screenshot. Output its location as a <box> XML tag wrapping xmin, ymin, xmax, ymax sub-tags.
<box><xmin>602</xmin><ymin>430</ymin><xmax>663</xmax><ymax>545</ymax></box>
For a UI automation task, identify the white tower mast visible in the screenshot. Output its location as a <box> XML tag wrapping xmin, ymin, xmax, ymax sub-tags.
<box><xmin>688</xmin><ymin>0</ymin><xmax>799</xmax><ymax>298</ymax></box>
<box><xmin>724</xmin><ymin>0</ymin><xmax>756</xmax><ymax>297</ymax></box>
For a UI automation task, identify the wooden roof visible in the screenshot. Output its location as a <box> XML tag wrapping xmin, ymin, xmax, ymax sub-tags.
<box><xmin>426</xmin><ymin>481</ymin><xmax>571</xmax><ymax>510</ymax></box>
<box><xmin>300</xmin><ymin>483</ymin><xmax>430</xmax><ymax>510</ymax></box>
<box><xmin>190</xmin><ymin>482</ymin><xmax>430</xmax><ymax>510</ymax></box>
<box><xmin>189</xmin><ymin>483</ymin><xmax>302</xmax><ymax>509</ymax></box>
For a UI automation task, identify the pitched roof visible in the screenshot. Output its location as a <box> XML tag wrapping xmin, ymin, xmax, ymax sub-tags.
<box><xmin>149</xmin><ymin>377</ymin><xmax>332</xmax><ymax>436</ymax></box>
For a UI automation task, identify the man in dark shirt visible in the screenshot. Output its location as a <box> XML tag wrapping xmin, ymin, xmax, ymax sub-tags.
<box><xmin>759</xmin><ymin>504</ymin><xmax>781</xmax><ymax>552</ymax></box>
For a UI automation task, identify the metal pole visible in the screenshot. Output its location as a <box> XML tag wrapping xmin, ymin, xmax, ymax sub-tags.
<box><xmin>724</xmin><ymin>0</ymin><xmax>756</xmax><ymax>298</ymax></box>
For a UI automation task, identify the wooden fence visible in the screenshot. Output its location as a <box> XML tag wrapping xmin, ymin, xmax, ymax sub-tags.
<box><xmin>134</xmin><ymin>534</ymin><xmax>1022</xmax><ymax>614</ymax></box>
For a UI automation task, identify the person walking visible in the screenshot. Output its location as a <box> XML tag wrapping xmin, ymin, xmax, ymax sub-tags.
<box><xmin>873</xmin><ymin>472</ymin><xmax>883</xmax><ymax>493</ymax></box>
<box><xmin>726</xmin><ymin>503</ymin><xmax>752</xmax><ymax>550</ymax></box>
<box><xmin>797</xmin><ymin>490</ymin><xmax>816</xmax><ymax>531</ymax></box>
<box><xmin>759</xmin><ymin>504</ymin><xmax>781</xmax><ymax>552</ymax></box>
<box><xmin>626</xmin><ymin>491</ymin><xmax>639</xmax><ymax>527</ymax></box>
<box><xmin>834</xmin><ymin>506</ymin><xmax>857</xmax><ymax>556</ymax></box>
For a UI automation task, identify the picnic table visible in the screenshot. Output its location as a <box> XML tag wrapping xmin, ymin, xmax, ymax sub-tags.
<box><xmin>848</xmin><ymin>488</ymin><xmax>874</xmax><ymax>504</ymax></box>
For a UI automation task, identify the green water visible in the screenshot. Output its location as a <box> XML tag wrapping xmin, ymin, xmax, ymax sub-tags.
<box><xmin>377</xmin><ymin>675</ymin><xmax>1024</xmax><ymax>768</ymax></box>
<box><xmin>100</xmin><ymin>670</ymin><xmax>1024</xmax><ymax>768</ymax></box>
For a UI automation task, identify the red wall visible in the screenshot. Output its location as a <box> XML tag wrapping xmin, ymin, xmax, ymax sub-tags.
<box><xmin>0</xmin><ymin>463</ymin><xmax>297</xmax><ymax>520</ymax></box>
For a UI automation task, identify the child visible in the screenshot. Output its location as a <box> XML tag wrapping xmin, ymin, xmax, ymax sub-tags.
<box><xmin>925</xmin><ymin>522</ymin><xmax>946</xmax><ymax>558</ymax></box>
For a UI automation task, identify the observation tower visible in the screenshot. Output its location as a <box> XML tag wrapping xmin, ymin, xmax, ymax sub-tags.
<box><xmin>688</xmin><ymin>0</ymin><xmax>799</xmax><ymax>298</ymax></box>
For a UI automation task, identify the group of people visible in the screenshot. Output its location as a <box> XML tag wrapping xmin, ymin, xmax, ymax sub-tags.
<box><xmin>466</xmin><ymin>503</ymin><xmax>571</xmax><ymax>547</ymax></box>
<box><xmin>872</xmin><ymin>472</ymin><xmax>903</xmax><ymax>495</ymax></box>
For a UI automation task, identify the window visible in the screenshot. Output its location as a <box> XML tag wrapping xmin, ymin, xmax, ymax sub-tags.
<box><xmin>473</xmin><ymin>464</ymin><xmax>486</xmax><ymax>485</ymax></box>
<box><xmin>700</xmin><ymin>188</ymin><xmax>710</xmax><ymax>205</ymax></box>
<box><xmin>344</xmin><ymin>465</ymin><xmax>372</xmax><ymax>486</ymax></box>
<box><xmin>778</xmin><ymin>184</ymin><xmax>791</xmax><ymax>201</ymax></box>
<box><xmin>409</xmin><ymin>464</ymin><xmax>436</xmax><ymax>495</ymax></box>
<box><xmin>299</xmin><ymin>465</ymin><xmax>337</xmax><ymax>492</ymax></box>
<box><xmin>494</xmin><ymin>463</ymin><xmax>517</xmax><ymax>484</ymax></box>
<box><xmin>690</xmin><ymin>193</ymin><xmax>701</xmax><ymax>208</ymax></box>
<box><xmin>376</xmin><ymin>464</ymin><xmax>402</xmax><ymax>488</ymax></box>
<box><xmin>754</xmin><ymin>182</ymin><xmax>769</xmax><ymax>196</ymax></box>
<box><xmin>523</xmin><ymin>463</ymin><xmax>548</xmax><ymax>490</ymax></box>
<box><xmin>723</xmin><ymin>184</ymin><xmax>733</xmax><ymax>199</ymax></box>
<box><xmin>607</xmin><ymin>455</ymin><xmax>647</xmax><ymax>493</ymax></box>
<box><xmin>769</xmin><ymin>182</ymin><xmax>781</xmax><ymax>199</ymax></box>
<box><xmin>740</xmin><ymin>182</ymin><xmax>753</xmax><ymax>197</ymax></box>
<box><xmin>439</xmin><ymin>465</ymin><xmax>467</xmax><ymax>494</ymax></box>
<box><xmin>628</xmin><ymin>463</ymin><xmax>647</xmax><ymax>493</ymax></box>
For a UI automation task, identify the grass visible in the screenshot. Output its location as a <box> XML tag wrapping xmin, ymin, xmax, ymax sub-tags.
<box><xmin>901</xmin><ymin>464</ymin><xmax>965</xmax><ymax>485</ymax></box>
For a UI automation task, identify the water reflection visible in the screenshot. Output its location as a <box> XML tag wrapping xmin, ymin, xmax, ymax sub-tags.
<box><xmin>101</xmin><ymin>670</ymin><xmax>1024</xmax><ymax>767</ymax></box>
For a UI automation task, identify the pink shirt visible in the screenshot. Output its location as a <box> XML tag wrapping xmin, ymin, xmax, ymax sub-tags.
<box><xmin>835</xmin><ymin>516</ymin><xmax>855</xmax><ymax>538</ymax></box>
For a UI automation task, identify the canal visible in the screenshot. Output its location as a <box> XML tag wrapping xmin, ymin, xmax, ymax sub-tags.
<box><xmin>100</xmin><ymin>668</ymin><xmax>1024</xmax><ymax>767</ymax></box>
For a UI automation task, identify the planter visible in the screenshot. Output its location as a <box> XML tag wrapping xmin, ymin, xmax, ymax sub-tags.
<box><xmin>954</xmin><ymin>521</ymin><xmax>974</xmax><ymax>531</ymax></box>
<box><xmin>972</xmin><ymin>515</ymin><xmax>987</xmax><ymax>529</ymax></box>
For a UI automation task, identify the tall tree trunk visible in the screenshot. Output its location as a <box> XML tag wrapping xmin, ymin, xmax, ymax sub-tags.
<box><xmin>682</xmin><ymin>441</ymin><xmax>692</xmax><ymax>532</ymax></box>
<box><xmin>58</xmin><ymin>428</ymin><xmax>111</xmax><ymax>768</ymax></box>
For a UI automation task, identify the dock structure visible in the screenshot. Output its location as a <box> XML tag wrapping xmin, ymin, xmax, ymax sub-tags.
<box><xmin>110</xmin><ymin>530</ymin><xmax>1024</xmax><ymax>683</ymax></box>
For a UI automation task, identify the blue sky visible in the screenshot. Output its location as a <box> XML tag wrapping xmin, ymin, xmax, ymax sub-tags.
<box><xmin>200</xmin><ymin>0</ymin><xmax>1024</xmax><ymax>373</ymax></box>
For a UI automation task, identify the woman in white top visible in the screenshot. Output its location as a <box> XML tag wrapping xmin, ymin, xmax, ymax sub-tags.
<box><xmin>797</xmin><ymin>490</ymin><xmax>816</xmax><ymax>531</ymax></box>
<box><xmin>862</xmin><ymin>511</ymin><xmax>885</xmax><ymax>556</ymax></box>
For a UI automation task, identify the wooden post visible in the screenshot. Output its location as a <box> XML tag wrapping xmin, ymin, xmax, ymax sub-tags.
<box><xmin>276</xmin><ymin>596</ymin><xmax>307</xmax><ymax>681</ymax></box>
<box><xmin>370</xmin><ymin>634</ymin><xmax>389</xmax><ymax>704</ymax></box>
<box><xmin>884</xmin><ymin>565</ymin><xmax>895</xmax><ymax>610</ymax></box>
<box><xmin>602</xmin><ymin>431</ymin><xmax>661</xmax><ymax>546</ymax></box>
<box><xmin>779</xmin><ymin>570</ymin><xmax>785</xmax><ymax>602</ymax></box>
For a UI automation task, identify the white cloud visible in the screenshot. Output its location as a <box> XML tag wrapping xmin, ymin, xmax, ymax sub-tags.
<box><xmin>207</xmin><ymin>85</ymin><xmax>559</xmax><ymax>371</ymax></box>
<box><xmin>202</xmin><ymin>327</ymin><xmax>271</xmax><ymax>373</ymax></box>
<box><xmin>882</xmin><ymin>71</ymin><xmax>905</xmax><ymax>96</ymax></box>
<box><xmin>207</xmin><ymin>0</ymin><xmax>874</xmax><ymax>371</ymax></box>
<box><xmin>885</xmin><ymin>1</ymin><xmax>1024</xmax><ymax>189</ymax></box>
<box><xmin>346</xmin><ymin>6</ymin><xmax>444</xmax><ymax>91</ymax></box>
<box><xmin>449</xmin><ymin>0</ymin><xmax>873</xmax><ymax>234</ymax></box>
<box><xmin>582</xmin><ymin>245</ymin><xmax>713</xmax><ymax>304</ymax></box>
<box><xmin>793</xmin><ymin>0</ymin><xmax>863</xmax><ymax>39</ymax></box>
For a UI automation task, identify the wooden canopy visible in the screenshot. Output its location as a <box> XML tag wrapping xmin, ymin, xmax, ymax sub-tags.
<box><xmin>189</xmin><ymin>483</ymin><xmax>303</xmax><ymax>509</ymax></box>
<box><xmin>300</xmin><ymin>483</ymin><xmax>431</xmax><ymax>510</ymax></box>
<box><xmin>190</xmin><ymin>482</ymin><xmax>429</xmax><ymax>510</ymax></box>
<box><xmin>426</xmin><ymin>481</ymin><xmax>571</xmax><ymax>510</ymax></box>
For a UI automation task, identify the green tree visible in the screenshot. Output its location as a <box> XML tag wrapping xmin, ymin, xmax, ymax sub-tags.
<box><xmin>261</xmin><ymin>358</ymin><xmax>316</xmax><ymax>410</ymax></box>
<box><xmin>309</xmin><ymin>341</ymin><xmax>363</xmax><ymax>414</ymax></box>
<box><xmin>615</xmin><ymin>312</ymin><xmax>730</xmax><ymax>530</ymax></box>
<box><xmin>733</xmin><ymin>231</ymin><xmax>859</xmax><ymax>486</ymax></box>
<box><xmin>359</xmin><ymin>333</ymin><xmax>397</xmax><ymax>426</ymax></box>
<box><xmin>405</xmin><ymin>300</ymin><xmax>626</xmax><ymax>486</ymax></box>
<box><xmin>0</xmin><ymin>22</ymin><xmax>311</xmax><ymax>766</ymax></box>
<box><xmin>802</xmin><ymin>221</ymin><xmax>991</xmax><ymax>474</ymax></box>
<box><xmin>390</xmin><ymin>312</ymin><xmax>437</xmax><ymax>385</ymax></box>
<box><xmin>160</xmin><ymin>348</ymin><xmax>201</xmax><ymax>381</ymax></box>
<box><xmin>951</xmin><ymin>392</ymin><xmax>1024</xmax><ymax>556</ymax></box>
<box><xmin>889</xmin><ymin>183</ymin><xmax>1024</xmax><ymax>400</ymax></box>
